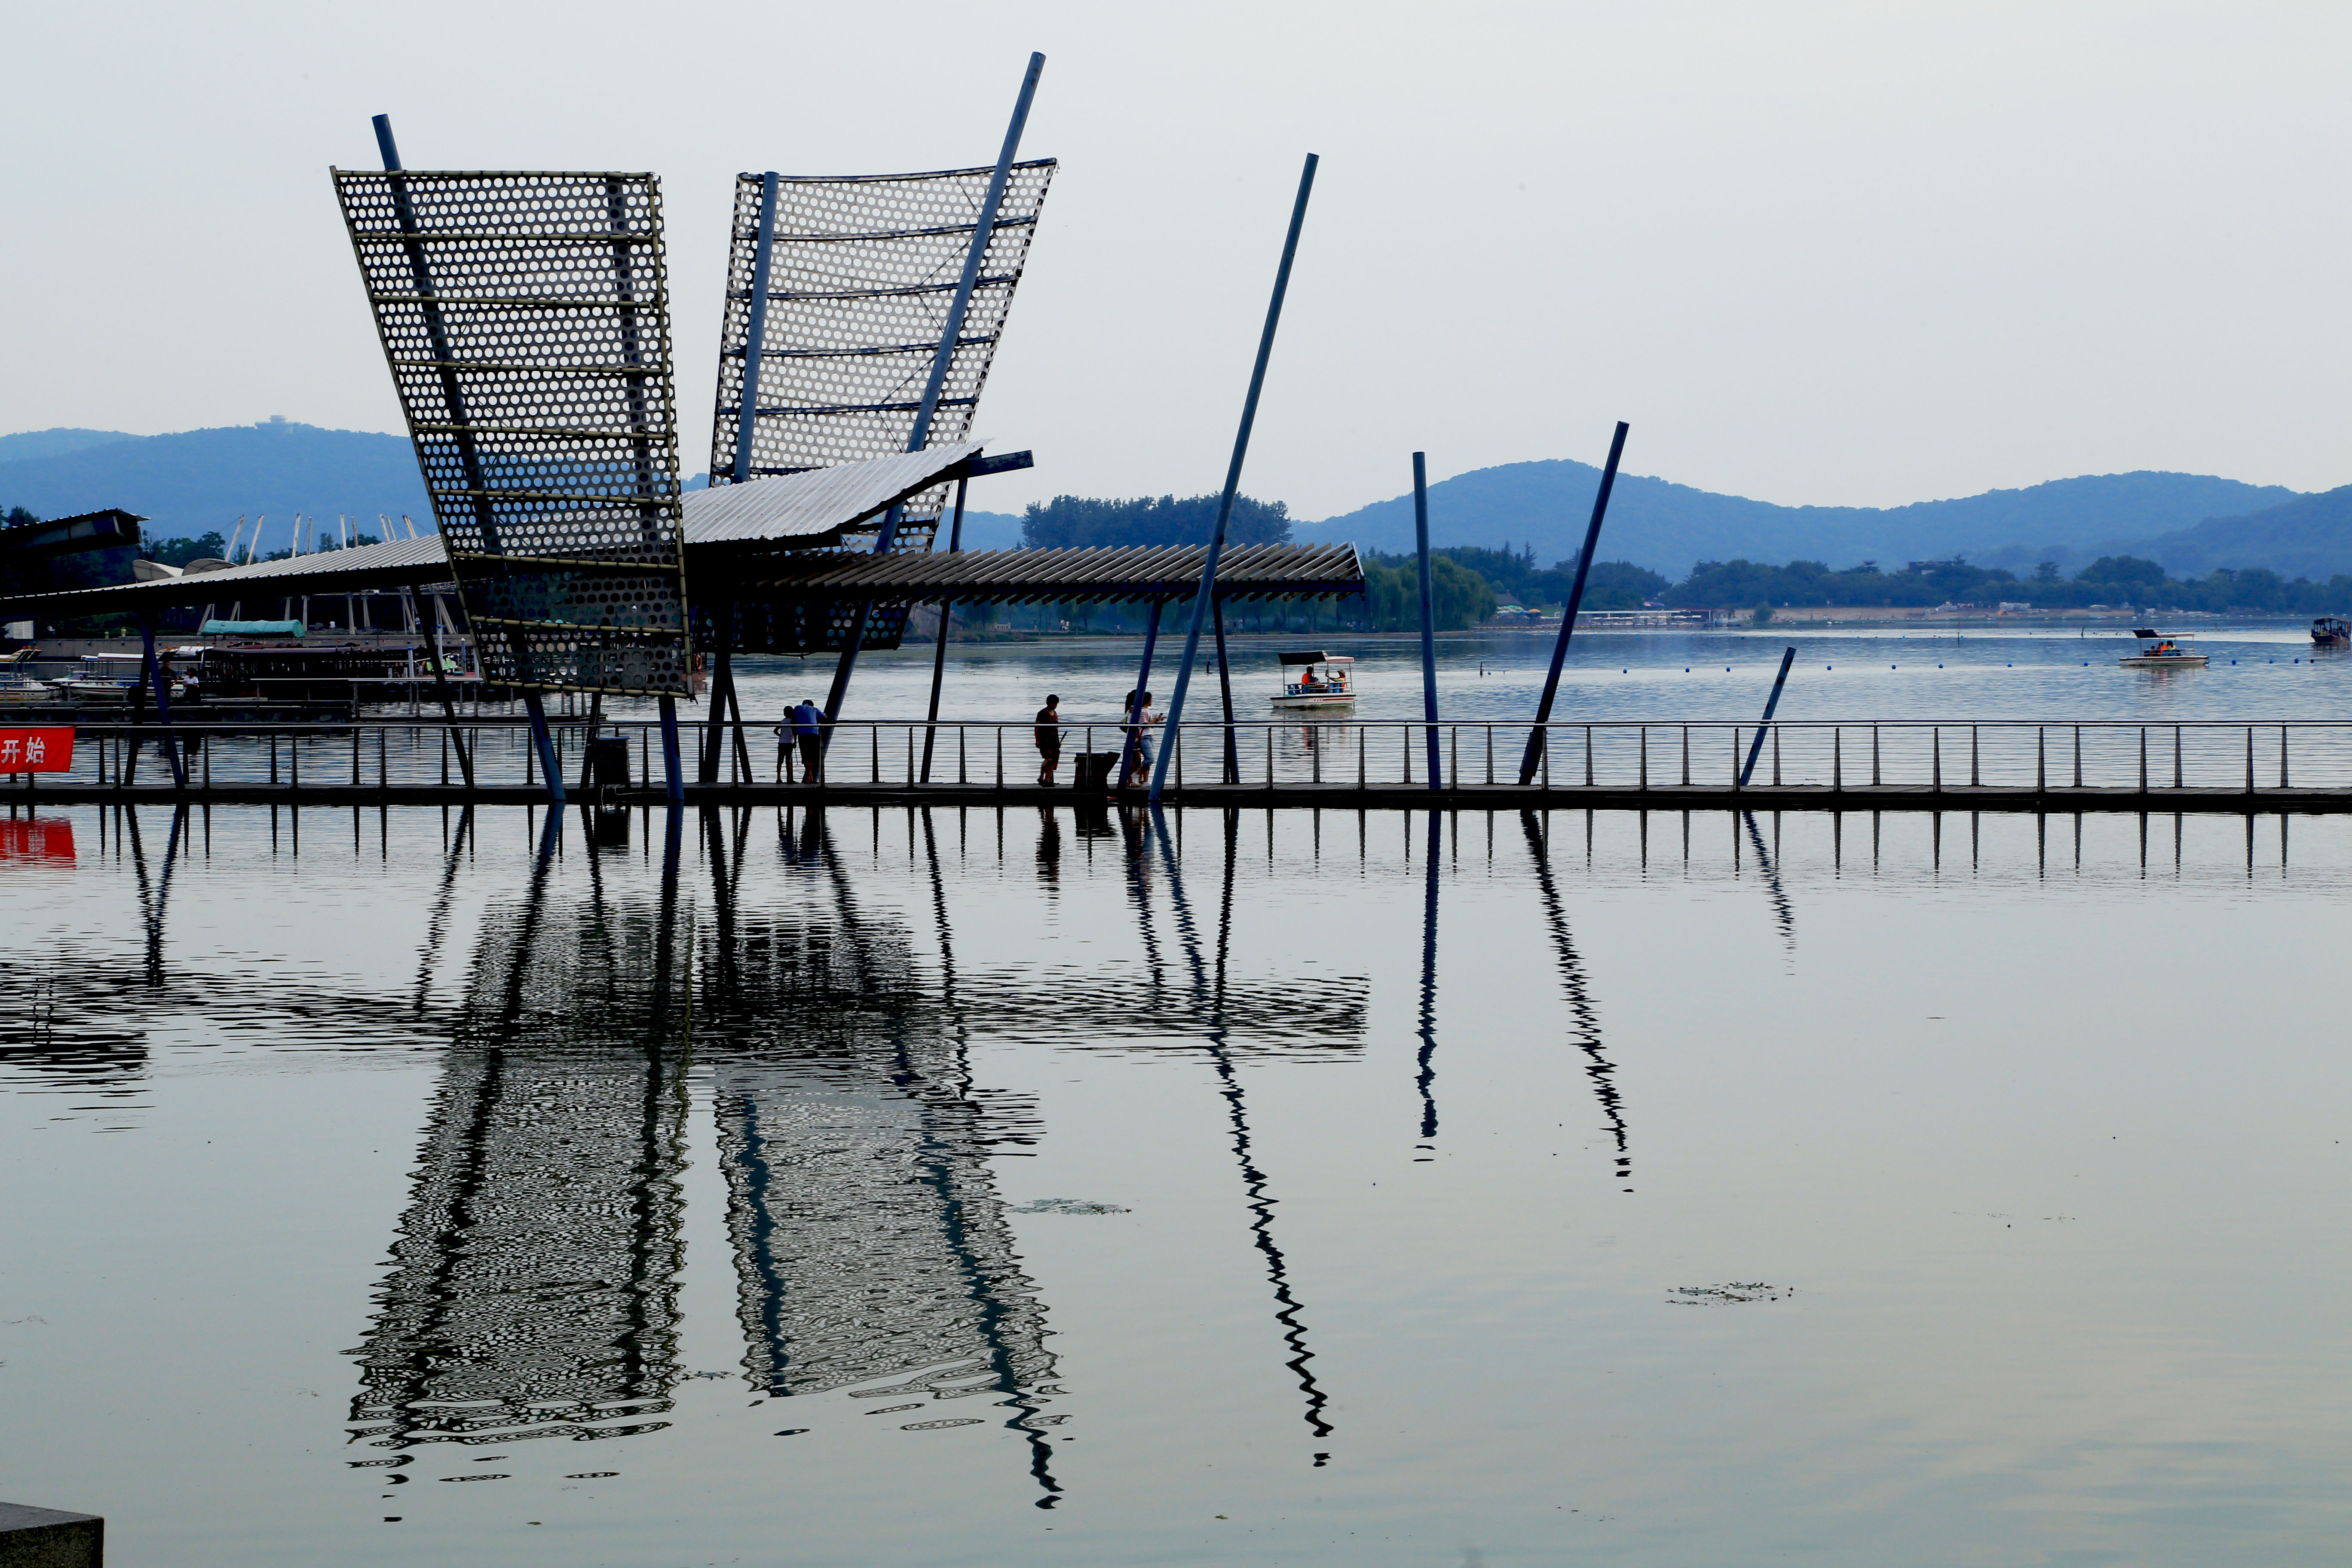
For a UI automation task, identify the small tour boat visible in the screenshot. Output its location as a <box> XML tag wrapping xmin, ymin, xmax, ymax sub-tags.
<box><xmin>2118</xmin><ymin>628</ymin><xmax>2208</xmax><ymax>669</ymax></box>
<box><xmin>1272</xmin><ymin>651</ymin><xmax>1355</xmax><ymax>709</ymax></box>
<box><xmin>58</xmin><ymin>653</ymin><xmax>149</xmax><ymax>704</ymax></box>
<box><xmin>2311</xmin><ymin>616</ymin><xmax>2349</xmax><ymax>647</ymax></box>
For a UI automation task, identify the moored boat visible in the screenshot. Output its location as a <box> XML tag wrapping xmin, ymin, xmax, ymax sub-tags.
<box><xmin>58</xmin><ymin>653</ymin><xmax>147</xmax><ymax>704</ymax></box>
<box><xmin>2312</xmin><ymin>616</ymin><xmax>2349</xmax><ymax>647</ymax></box>
<box><xmin>1272</xmin><ymin>651</ymin><xmax>1355</xmax><ymax>708</ymax></box>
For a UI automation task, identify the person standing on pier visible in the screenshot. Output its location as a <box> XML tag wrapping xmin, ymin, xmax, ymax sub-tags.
<box><xmin>1035</xmin><ymin>693</ymin><xmax>1062</xmax><ymax>786</ymax></box>
<box><xmin>793</xmin><ymin>698</ymin><xmax>824</xmax><ymax>784</ymax></box>
<box><xmin>1124</xmin><ymin>688</ymin><xmax>1159</xmax><ymax>787</ymax></box>
<box><xmin>774</xmin><ymin>715</ymin><xmax>796</xmax><ymax>784</ymax></box>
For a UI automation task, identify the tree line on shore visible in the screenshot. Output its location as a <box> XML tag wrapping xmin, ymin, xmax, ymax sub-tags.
<box><xmin>15</xmin><ymin>488</ymin><xmax>2344</xmax><ymax>634</ymax></box>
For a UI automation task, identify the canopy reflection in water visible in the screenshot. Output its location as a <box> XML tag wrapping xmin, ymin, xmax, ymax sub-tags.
<box><xmin>349</xmin><ymin>812</ymin><xmax>692</xmax><ymax>1449</ymax></box>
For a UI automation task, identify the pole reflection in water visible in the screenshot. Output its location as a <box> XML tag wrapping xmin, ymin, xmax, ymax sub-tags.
<box><xmin>1415</xmin><ymin>808</ymin><xmax>1440</xmax><ymax>1152</ymax></box>
<box><xmin>1149</xmin><ymin>806</ymin><xmax>1336</xmax><ymax>1459</ymax></box>
<box><xmin>707</xmin><ymin>806</ymin><xmax>1063</xmax><ymax>1506</ymax></box>
<box><xmin>1519</xmin><ymin>812</ymin><xmax>1634</xmax><ymax>1192</ymax></box>
<box><xmin>408</xmin><ymin>809</ymin><xmax>474</xmax><ymax>1018</ymax></box>
<box><xmin>348</xmin><ymin>808</ymin><xmax>693</xmax><ymax>1451</ymax></box>
<box><xmin>124</xmin><ymin>804</ymin><xmax>187</xmax><ymax>987</ymax></box>
<box><xmin>1741</xmin><ymin>810</ymin><xmax>1798</xmax><ymax>952</ymax></box>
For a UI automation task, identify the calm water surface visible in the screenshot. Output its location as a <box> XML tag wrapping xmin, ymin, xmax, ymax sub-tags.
<box><xmin>8</xmin><ymin>646</ymin><xmax>2352</xmax><ymax>1563</ymax></box>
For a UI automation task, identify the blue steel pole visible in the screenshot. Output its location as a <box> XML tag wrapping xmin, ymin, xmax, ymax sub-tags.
<box><xmin>729</xmin><ymin>172</ymin><xmax>781</xmax><ymax>484</ymax></box>
<box><xmin>824</xmin><ymin>51</ymin><xmax>1045</xmax><ymax>738</ymax></box>
<box><xmin>1517</xmin><ymin>421</ymin><xmax>1629</xmax><ymax>784</ymax></box>
<box><xmin>523</xmin><ymin>692</ymin><xmax>565</xmax><ymax>806</ymax></box>
<box><xmin>1737</xmin><ymin>646</ymin><xmax>1797</xmax><ymax>788</ymax></box>
<box><xmin>1149</xmin><ymin>152</ymin><xmax>1320</xmax><ymax>803</ymax></box>
<box><xmin>138</xmin><ymin>612</ymin><xmax>186</xmax><ymax>788</ymax></box>
<box><xmin>1118</xmin><ymin>602</ymin><xmax>1164</xmax><ymax>787</ymax></box>
<box><xmin>658</xmin><ymin>695</ymin><xmax>684</xmax><ymax>805</ymax></box>
<box><xmin>1412</xmin><ymin>452</ymin><xmax>1440</xmax><ymax>790</ymax></box>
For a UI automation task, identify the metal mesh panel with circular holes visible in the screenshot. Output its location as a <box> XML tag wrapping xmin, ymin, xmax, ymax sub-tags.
<box><xmin>333</xmin><ymin>169</ymin><xmax>693</xmax><ymax>695</ymax></box>
<box><xmin>705</xmin><ymin>161</ymin><xmax>1054</xmax><ymax>655</ymax></box>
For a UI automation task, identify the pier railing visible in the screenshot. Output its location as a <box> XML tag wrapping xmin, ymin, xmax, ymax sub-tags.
<box><xmin>16</xmin><ymin>716</ymin><xmax>2352</xmax><ymax>797</ymax></box>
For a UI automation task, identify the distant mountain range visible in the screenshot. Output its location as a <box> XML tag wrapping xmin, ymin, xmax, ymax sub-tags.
<box><xmin>0</xmin><ymin>421</ymin><xmax>430</xmax><ymax>545</ymax></box>
<box><xmin>1291</xmin><ymin>461</ymin><xmax>2314</xmax><ymax>579</ymax></box>
<box><xmin>6</xmin><ymin>422</ymin><xmax>2346</xmax><ymax>582</ymax></box>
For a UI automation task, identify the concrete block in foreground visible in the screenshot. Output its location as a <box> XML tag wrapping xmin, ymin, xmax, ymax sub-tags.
<box><xmin>0</xmin><ymin>1503</ymin><xmax>102</xmax><ymax>1568</ymax></box>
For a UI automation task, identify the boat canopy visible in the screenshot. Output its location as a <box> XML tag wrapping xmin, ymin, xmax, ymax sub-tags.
<box><xmin>1278</xmin><ymin>650</ymin><xmax>1352</xmax><ymax>665</ymax></box>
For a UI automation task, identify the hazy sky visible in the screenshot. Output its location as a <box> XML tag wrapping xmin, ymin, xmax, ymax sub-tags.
<box><xmin>9</xmin><ymin>1</ymin><xmax>2348</xmax><ymax>518</ymax></box>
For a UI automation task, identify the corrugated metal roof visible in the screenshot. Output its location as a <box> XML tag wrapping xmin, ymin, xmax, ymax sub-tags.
<box><xmin>730</xmin><ymin>542</ymin><xmax>1365</xmax><ymax>604</ymax></box>
<box><xmin>682</xmin><ymin>442</ymin><xmax>981</xmax><ymax>545</ymax></box>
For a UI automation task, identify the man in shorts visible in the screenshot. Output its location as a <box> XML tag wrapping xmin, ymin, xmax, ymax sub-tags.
<box><xmin>1034</xmin><ymin>694</ymin><xmax>1062</xmax><ymax>786</ymax></box>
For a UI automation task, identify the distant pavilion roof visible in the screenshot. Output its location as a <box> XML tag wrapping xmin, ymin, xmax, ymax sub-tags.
<box><xmin>726</xmin><ymin>542</ymin><xmax>1365</xmax><ymax>605</ymax></box>
<box><xmin>0</xmin><ymin>445</ymin><xmax>988</xmax><ymax>618</ymax></box>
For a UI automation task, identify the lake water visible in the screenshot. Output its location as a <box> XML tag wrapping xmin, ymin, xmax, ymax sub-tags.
<box><xmin>715</xmin><ymin>621</ymin><xmax>2352</xmax><ymax>730</ymax></box>
<box><xmin>8</xmin><ymin>636</ymin><xmax>2352</xmax><ymax>1565</ymax></box>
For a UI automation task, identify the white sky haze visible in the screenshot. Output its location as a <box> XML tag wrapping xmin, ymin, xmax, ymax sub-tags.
<box><xmin>6</xmin><ymin>0</ymin><xmax>2348</xmax><ymax>516</ymax></box>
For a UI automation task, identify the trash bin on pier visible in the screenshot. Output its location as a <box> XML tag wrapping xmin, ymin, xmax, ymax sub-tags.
<box><xmin>1072</xmin><ymin>751</ymin><xmax>1124</xmax><ymax>793</ymax></box>
<box><xmin>584</xmin><ymin>735</ymin><xmax>631</xmax><ymax>794</ymax></box>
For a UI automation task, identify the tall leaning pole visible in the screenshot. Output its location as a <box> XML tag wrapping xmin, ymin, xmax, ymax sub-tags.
<box><xmin>1517</xmin><ymin>420</ymin><xmax>1629</xmax><ymax>785</ymax></box>
<box><xmin>1148</xmin><ymin>153</ymin><xmax>1320</xmax><ymax>804</ymax></box>
<box><xmin>822</xmin><ymin>51</ymin><xmax>1045</xmax><ymax>739</ymax></box>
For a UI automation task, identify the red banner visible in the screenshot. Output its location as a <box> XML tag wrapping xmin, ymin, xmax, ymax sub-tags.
<box><xmin>0</xmin><ymin>818</ymin><xmax>75</xmax><ymax>861</ymax></box>
<box><xmin>0</xmin><ymin>728</ymin><xmax>72</xmax><ymax>774</ymax></box>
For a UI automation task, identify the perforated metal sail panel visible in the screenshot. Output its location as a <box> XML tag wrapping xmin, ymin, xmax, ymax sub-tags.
<box><xmin>334</xmin><ymin>169</ymin><xmax>693</xmax><ymax>695</ymax></box>
<box><xmin>707</xmin><ymin>160</ymin><xmax>1055</xmax><ymax>557</ymax></box>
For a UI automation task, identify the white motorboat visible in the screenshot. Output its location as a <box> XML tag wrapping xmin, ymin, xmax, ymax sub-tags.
<box><xmin>58</xmin><ymin>653</ymin><xmax>148</xmax><ymax>704</ymax></box>
<box><xmin>2118</xmin><ymin>628</ymin><xmax>2207</xmax><ymax>668</ymax></box>
<box><xmin>1272</xmin><ymin>651</ymin><xmax>1355</xmax><ymax>709</ymax></box>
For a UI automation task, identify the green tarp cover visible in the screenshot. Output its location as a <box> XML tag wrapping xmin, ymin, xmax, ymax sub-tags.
<box><xmin>199</xmin><ymin>619</ymin><xmax>305</xmax><ymax>638</ymax></box>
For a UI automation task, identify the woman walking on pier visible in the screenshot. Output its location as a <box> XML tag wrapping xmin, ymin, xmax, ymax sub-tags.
<box><xmin>1124</xmin><ymin>688</ymin><xmax>1159</xmax><ymax>788</ymax></box>
<box><xmin>1035</xmin><ymin>694</ymin><xmax>1062</xmax><ymax>786</ymax></box>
